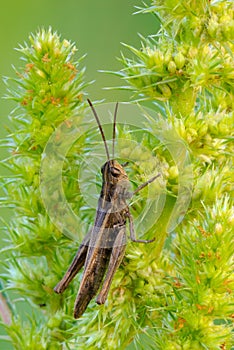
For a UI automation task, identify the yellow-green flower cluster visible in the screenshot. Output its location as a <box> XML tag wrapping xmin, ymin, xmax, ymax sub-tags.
<box><xmin>167</xmin><ymin>196</ymin><xmax>234</xmax><ymax>349</ymax></box>
<box><xmin>9</xmin><ymin>28</ymin><xmax>85</xmax><ymax>149</ymax></box>
<box><xmin>117</xmin><ymin>1</ymin><xmax>234</xmax><ymax>115</ymax></box>
<box><xmin>171</xmin><ymin>110</ymin><xmax>233</xmax><ymax>161</ymax></box>
<box><xmin>207</xmin><ymin>4</ymin><xmax>234</xmax><ymax>41</ymax></box>
<box><xmin>119</xmin><ymin>38</ymin><xmax>234</xmax><ymax>114</ymax></box>
<box><xmin>149</xmin><ymin>0</ymin><xmax>234</xmax><ymax>42</ymax></box>
<box><xmin>119</xmin><ymin>40</ymin><xmax>189</xmax><ymax>105</ymax></box>
<box><xmin>2</xmin><ymin>27</ymin><xmax>86</xmax><ymax>254</ymax></box>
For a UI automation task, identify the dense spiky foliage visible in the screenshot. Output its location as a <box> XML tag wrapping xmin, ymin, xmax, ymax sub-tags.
<box><xmin>0</xmin><ymin>1</ymin><xmax>234</xmax><ymax>349</ymax></box>
<box><xmin>0</xmin><ymin>28</ymin><xmax>89</xmax><ymax>349</ymax></box>
<box><xmin>109</xmin><ymin>1</ymin><xmax>233</xmax><ymax>349</ymax></box>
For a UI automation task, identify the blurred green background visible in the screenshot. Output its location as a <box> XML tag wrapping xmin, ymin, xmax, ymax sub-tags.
<box><xmin>0</xmin><ymin>1</ymin><xmax>157</xmax><ymax>348</ymax></box>
<box><xmin>0</xmin><ymin>0</ymin><xmax>157</xmax><ymax>138</ymax></box>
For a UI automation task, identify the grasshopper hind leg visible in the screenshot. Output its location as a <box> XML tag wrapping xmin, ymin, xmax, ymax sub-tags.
<box><xmin>54</xmin><ymin>230</ymin><xmax>91</xmax><ymax>294</ymax></box>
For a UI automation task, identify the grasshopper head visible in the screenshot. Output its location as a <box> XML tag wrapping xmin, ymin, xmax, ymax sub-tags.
<box><xmin>101</xmin><ymin>160</ymin><xmax>128</xmax><ymax>184</ymax></box>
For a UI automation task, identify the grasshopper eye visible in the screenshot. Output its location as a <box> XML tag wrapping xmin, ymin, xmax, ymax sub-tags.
<box><xmin>110</xmin><ymin>167</ymin><xmax>121</xmax><ymax>177</ymax></box>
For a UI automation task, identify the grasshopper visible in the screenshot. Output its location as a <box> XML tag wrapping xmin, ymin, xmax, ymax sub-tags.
<box><xmin>54</xmin><ymin>100</ymin><xmax>160</xmax><ymax>318</ymax></box>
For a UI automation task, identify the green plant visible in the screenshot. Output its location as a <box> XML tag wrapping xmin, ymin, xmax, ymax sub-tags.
<box><xmin>1</xmin><ymin>1</ymin><xmax>234</xmax><ymax>349</ymax></box>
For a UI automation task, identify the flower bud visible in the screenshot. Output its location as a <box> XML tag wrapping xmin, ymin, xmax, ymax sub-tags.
<box><xmin>36</xmin><ymin>69</ymin><xmax>46</xmax><ymax>79</ymax></box>
<box><xmin>218</xmin><ymin>121</ymin><xmax>229</xmax><ymax>135</ymax></box>
<box><xmin>174</xmin><ymin>52</ymin><xmax>185</xmax><ymax>69</ymax></box>
<box><xmin>188</xmin><ymin>47</ymin><xmax>198</xmax><ymax>58</ymax></box>
<box><xmin>198</xmin><ymin>123</ymin><xmax>208</xmax><ymax>137</ymax></box>
<box><xmin>63</xmin><ymin>39</ymin><xmax>70</xmax><ymax>47</ymax></box>
<box><xmin>153</xmin><ymin>50</ymin><xmax>164</xmax><ymax>67</ymax></box>
<box><xmin>164</xmin><ymin>49</ymin><xmax>172</xmax><ymax>64</ymax></box>
<box><xmin>207</xmin><ymin>17</ymin><xmax>219</xmax><ymax>37</ymax></box>
<box><xmin>158</xmin><ymin>83</ymin><xmax>171</xmax><ymax>98</ymax></box>
<box><xmin>47</xmin><ymin>314</ymin><xmax>62</xmax><ymax>329</ymax></box>
<box><xmin>168</xmin><ymin>165</ymin><xmax>179</xmax><ymax>179</ymax></box>
<box><xmin>168</xmin><ymin>60</ymin><xmax>177</xmax><ymax>73</ymax></box>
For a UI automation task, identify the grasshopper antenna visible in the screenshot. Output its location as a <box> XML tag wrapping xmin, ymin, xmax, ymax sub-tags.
<box><xmin>112</xmin><ymin>103</ymin><xmax>118</xmax><ymax>159</ymax></box>
<box><xmin>87</xmin><ymin>99</ymin><xmax>110</xmax><ymax>161</ymax></box>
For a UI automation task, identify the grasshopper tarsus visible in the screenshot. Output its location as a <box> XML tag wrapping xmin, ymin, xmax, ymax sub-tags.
<box><xmin>127</xmin><ymin>211</ymin><xmax>156</xmax><ymax>244</ymax></box>
<box><xmin>121</xmin><ymin>161</ymin><xmax>129</xmax><ymax>167</ymax></box>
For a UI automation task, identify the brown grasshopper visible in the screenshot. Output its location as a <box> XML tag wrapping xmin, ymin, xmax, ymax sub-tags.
<box><xmin>54</xmin><ymin>99</ymin><xmax>160</xmax><ymax>318</ymax></box>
